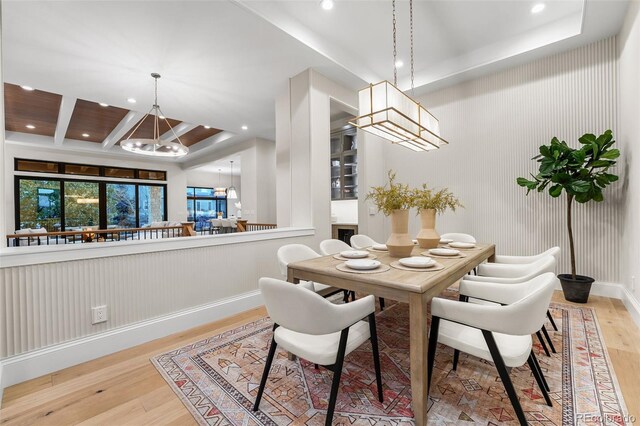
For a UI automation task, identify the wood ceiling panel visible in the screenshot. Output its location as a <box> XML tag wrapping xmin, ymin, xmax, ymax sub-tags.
<box><xmin>65</xmin><ymin>99</ymin><xmax>129</xmax><ymax>143</ymax></box>
<box><xmin>117</xmin><ymin>115</ymin><xmax>182</xmax><ymax>144</ymax></box>
<box><xmin>4</xmin><ymin>83</ymin><xmax>62</xmax><ymax>137</ymax></box>
<box><xmin>175</xmin><ymin>126</ymin><xmax>223</xmax><ymax>147</ymax></box>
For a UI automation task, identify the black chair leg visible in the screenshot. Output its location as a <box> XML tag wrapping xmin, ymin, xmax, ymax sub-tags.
<box><xmin>531</xmin><ymin>351</ymin><xmax>550</xmax><ymax>392</ymax></box>
<box><xmin>536</xmin><ymin>331</ymin><xmax>551</xmax><ymax>357</ymax></box>
<box><xmin>253</xmin><ymin>337</ymin><xmax>278</xmax><ymax>411</ymax></box>
<box><xmin>482</xmin><ymin>330</ymin><xmax>527</xmax><ymax>426</ymax></box>
<box><xmin>547</xmin><ymin>310</ymin><xmax>558</xmax><ymax>331</ymax></box>
<box><xmin>342</xmin><ymin>290</ymin><xmax>350</xmax><ymax>303</ymax></box>
<box><xmin>326</xmin><ymin>328</ymin><xmax>349</xmax><ymax>426</ymax></box>
<box><xmin>527</xmin><ymin>353</ymin><xmax>553</xmax><ymax>406</ymax></box>
<box><xmin>379</xmin><ymin>297</ymin><xmax>385</xmax><ymax>311</ymax></box>
<box><xmin>368</xmin><ymin>313</ymin><xmax>384</xmax><ymax>402</ymax></box>
<box><xmin>452</xmin><ymin>349</ymin><xmax>460</xmax><ymax>371</ymax></box>
<box><xmin>351</xmin><ymin>291</ymin><xmax>356</xmax><ymax>301</ymax></box>
<box><xmin>541</xmin><ymin>325</ymin><xmax>556</xmax><ymax>354</ymax></box>
<box><xmin>315</xmin><ymin>364</ymin><xmax>319</xmax><ymax>369</ymax></box>
<box><xmin>427</xmin><ymin>316</ymin><xmax>440</xmax><ymax>395</ymax></box>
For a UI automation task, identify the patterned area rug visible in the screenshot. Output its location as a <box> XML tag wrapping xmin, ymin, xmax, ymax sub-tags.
<box><xmin>151</xmin><ymin>297</ymin><xmax>629</xmax><ymax>425</ymax></box>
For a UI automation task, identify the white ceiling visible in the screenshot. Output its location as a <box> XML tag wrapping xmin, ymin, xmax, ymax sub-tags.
<box><xmin>1</xmin><ymin>0</ymin><xmax>630</xmax><ymax>161</ymax></box>
<box><xmin>193</xmin><ymin>156</ymin><xmax>242</xmax><ymax>175</ymax></box>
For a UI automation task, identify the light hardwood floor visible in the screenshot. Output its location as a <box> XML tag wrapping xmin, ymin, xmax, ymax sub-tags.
<box><xmin>1</xmin><ymin>292</ymin><xmax>638</xmax><ymax>425</ymax></box>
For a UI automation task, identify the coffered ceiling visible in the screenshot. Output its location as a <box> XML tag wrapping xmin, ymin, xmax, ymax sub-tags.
<box><xmin>1</xmin><ymin>0</ymin><xmax>630</xmax><ymax>163</ymax></box>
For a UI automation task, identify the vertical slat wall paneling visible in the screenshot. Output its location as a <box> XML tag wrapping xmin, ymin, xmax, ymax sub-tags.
<box><xmin>382</xmin><ymin>37</ymin><xmax>621</xmax><ymax>284</ymax></box>
<box><xmin>0</xmin><ymin>235</ymin><xmax>314</xmax><ymax>358</ymax></box>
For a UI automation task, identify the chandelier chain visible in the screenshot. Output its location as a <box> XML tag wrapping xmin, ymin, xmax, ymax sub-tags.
<box><xmin>410</xmin><ymin>0</ymin><xmax>414</xmax><ymax>95</ymax></box>
<box><xmin>392</xmin><ymin>0</ymin><xmax>397</xmax><ymax>86</ymax></box>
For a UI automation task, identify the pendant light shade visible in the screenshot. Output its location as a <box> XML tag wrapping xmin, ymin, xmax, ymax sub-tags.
<box><xmin>214</xmin><ymin>168</ymin><xmax>226</xmax><ymax>197</ymax></box>
<box><xmin>227</xmin><ymin>160</ymin><xmax>238</xmax><ymax>200</ymax></box>
<box><xmin>351</xmin><ymin>81</ymin><xmax>447</xmax><ymax>152</ymax></box>
<box><xmin>121</xmin><ymin>73</ymin><xmax>189</xmax><ymax>158</ymax></box>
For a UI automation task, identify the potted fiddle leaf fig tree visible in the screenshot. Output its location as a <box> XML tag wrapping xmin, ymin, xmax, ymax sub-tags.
<box><xmin>367</xmin><ymin>171</ymin><xmax>415</xmax><ymax>257</ymax></box>
<box><xmin>412</xmin><ymin>184</ymin><xmax>463</xmax><ymax>249</ymax></box>
<box><xmin>517</xmin><ymin>130</ymin><xmax>619</xmax><ymax>303</ymax></box>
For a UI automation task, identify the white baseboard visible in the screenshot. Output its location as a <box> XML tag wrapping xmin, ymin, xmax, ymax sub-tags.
<box><xmin>621</xmin><ymin>287</ymin><xmax>640</xmax><ymax>328</ymax></box>
<box><xmin>0</xmin><ymin>290</ymin><xmax>263</xmax><ymax>393</ymax></box>
<box><xmin>590</xmin><ymin>281</ymin><xmax>624</xmax><ymax>299</ymax></box>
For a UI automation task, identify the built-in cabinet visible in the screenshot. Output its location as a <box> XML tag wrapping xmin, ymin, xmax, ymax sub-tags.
<box><xmin>330</xmin><ymin>127</ymin><xmax>358</xmax><ymax>200</ymax></box>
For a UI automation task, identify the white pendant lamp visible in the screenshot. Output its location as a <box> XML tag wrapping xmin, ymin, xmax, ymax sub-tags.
<box><xmin>227</xmin><ymin>160</ymin><xmax>238</xmax><ymax>200</ymax></box>
<box><xmin>350</xmin><ymin>0</ymin><xmax>448</xmax><ymax>152</ymax></box>
<box><xmin>121</xmin><ymin>73</ymin><xmax>189</xmax><ymax>157</ymax></box>
<box><xmin>214</xmin><ymin>168</ymin><xmax>227</xmax><ymax>197</ymax></box>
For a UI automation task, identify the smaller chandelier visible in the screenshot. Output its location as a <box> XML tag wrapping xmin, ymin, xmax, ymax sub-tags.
<box><xmin>214</xmin><ymin>168</ymin><xmax>227</xmax><ymax>197</ymax></box>
<box><xmin>121</xmin><ymin>73</ymin><xmax>189</xmax><ymax>158</ymax></box>
<box><xmin>227</xmin><ymin>160</ymin><xmax>238</xmax><ymax>200</ymax></box>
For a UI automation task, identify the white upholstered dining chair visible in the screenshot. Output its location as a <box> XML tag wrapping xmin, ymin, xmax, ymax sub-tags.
<box><xmin>277</xmin><ymin>244</ymin><xmax>347</xmax><ymax>300</ymax></box>
<box><xmin>464</xmin><ymin>256</ymin><xmax>559</xmax><ymax>355</ymax></box>
<box><xmin>428</xmin><ymin>273</ymin><xmax>557</xmax><ymax>425</ymax></box>
<box><xmin>494</xmin><ymin>246</ymin><xmax>561</xmax><ymax>264</ymax></box>
<box><xmin>440</xmin><ymin>232</ymin><xmax>476</xmax><ymax>243</ymax></box>
<box><xmin>319</xmin><ymin>239</ymin><xmax>352</xmax><ymax>256</ymax></box>
<box><xmin>350</xmin><ymin>234</ymin><xmax>378</xmax><ymax>249</ymax></box>
<box><xmin>254</xmin><ymin>277</ymin><xmax>383</xmax><ymax>426</ymax></box>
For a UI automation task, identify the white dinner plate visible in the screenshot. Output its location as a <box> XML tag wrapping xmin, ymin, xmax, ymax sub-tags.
<box><xmin>429</xmin><ymin>248</ymin><xmax>460</xmax><ymax>256</ymax></box>
<box><xmin>399</xmin><ymin>256</ymin><xmax>435</xmax><ymax>268</ymax></box>
<box><xmin>449</xmin><ymin>242</ymin><xmax>476</xmax><ymax>249</ymax></box>
<box><xmin>439</xmin><ymin>238</ymin><xmax>454</xmax><ymax>244</ymax></box>
<box><xmin>412</xmin><ymin>239</ymin><xmax>418</xmax><ymax>245</ymax></box>
<box><xmin>345</xmin><ymin>259</ymin><xmax>381</xmax><ymax>270</ymax></box>
<box><xmin>340</xmin><ymin>250</ymin><xmax>369</xmax><ymax>259</ymax></box>
<box><xmin>372</xmin><ymin>243</ymin><xmax>388</xmax><ymax>251</ymax></box>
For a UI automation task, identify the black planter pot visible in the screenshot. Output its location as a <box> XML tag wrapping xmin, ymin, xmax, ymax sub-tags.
<box><xmin>558</xmin><ymin>274</ymin><xmax>595</xmax><ymax>303</ymax></box>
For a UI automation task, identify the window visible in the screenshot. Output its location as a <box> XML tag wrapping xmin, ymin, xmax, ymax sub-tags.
<box><xmin>106</xmin><ymin>183</ymin><xmax>136</xmax><ymax>228</ymax></box>
<box><xmin>64</xmin><ymin>164</ymin><xmax>100</xmax><ymax>177</ymax></box>
<box><xmin>15</xmin><ymin>176</ymin><xmax>167</xmax><ymax>232</ymax></box>
<box><xmin>138</xmin><ymin>185</ymin><xmax>166</xmax><ymax>227</ymax></box>
<box><xmin>64</xmin><ymin>181</ymin><xmax>100</xmax><ymax>229</ymax></box>
<box><xmin>16</xmin><ymin>159</ymin><xmax>59</xmax><ymax>174</ymax></box>
<box><xmin>14</xmin><ymin>158</ymin><xmax>166</xmax><ymax>181</ymax></box>
<box><xmin>139</xmin><ymin>170</ymin><xmax>166</xmax><ymax>181</ymax></box>
<box><xmin>186</xmin><ymin>186</ymin><xmax>227</xmax><ymax>231</ymax></box>
<box><xmin>18</xmin><ymin>179</ymin><xmax>61</xmax><ymax>231</ymax></box>
<box><xmin>105</xmin><ymin>167</ymin><xmax>135</xmax><ymax>179</ymax></box>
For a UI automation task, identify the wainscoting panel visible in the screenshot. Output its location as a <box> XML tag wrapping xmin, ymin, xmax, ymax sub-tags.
<box><xmin>372</xmin><ymin>37</ymin><xmax>622</xmax><ymax>283</ymax></box>
<box><xmin>0</xmin><ymin>233</ymin><xmax>315</xmax><ymax>359</ymax></box>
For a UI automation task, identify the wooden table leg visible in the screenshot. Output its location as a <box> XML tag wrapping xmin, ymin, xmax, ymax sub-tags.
<box><xmin>409</xmin><ymin>292</ymin><xmax>429</xmax><ymax>426</ymax></box>
<box><xmin>286</xmin><ymin>268</ymin><xmax>300</xmax><ymax>361</ymax></box>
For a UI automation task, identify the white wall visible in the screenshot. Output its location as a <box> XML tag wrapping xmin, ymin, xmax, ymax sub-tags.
<box><xmin>331</xmin><ymin>199</ymin><xmax>358</xmax><ymax>224</ymax></box>
<box><xmin>276</xmin><ymin>69</ymin><xmax>358</xmax><ymax>242</ymax></box>
<box><xmin>4</xmin><ymin>141</ymin><xmax>189</xmax><ymax>233</ymax></box>
<box><xmin>240</xmin><ymin>138</ymin><xmax>276</xmax><ymax>223</ymax></box>
<box><xmin>618</xmin><ymin>3</ymin><xmax>640</xmax><ymax>305</ymax></box>
<box><xmin>359</xmin><ymin>37</ymin><xmax>623</xmax><ymax>285</ymax></box>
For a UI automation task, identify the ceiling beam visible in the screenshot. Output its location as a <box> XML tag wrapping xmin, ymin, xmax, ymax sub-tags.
<box><xmin>160</xmin><ymin>122</ymin><xmax>198</xmax><ymax>141</ymax></box>
<box><xmin>53</xmin><ymin>96</ymin><xmax>77</xmax><ymax>145</ymax></box>
<box><xmin>101</xmin><ymin>110</ymin><xmax>146</xmax><ymax>149</ymax></box>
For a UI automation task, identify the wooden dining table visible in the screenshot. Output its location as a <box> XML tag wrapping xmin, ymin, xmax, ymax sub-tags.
<box><xmin>287</xmin><ymin>242</ymin><xmax>496</xmax><ymax>426</ymax></box>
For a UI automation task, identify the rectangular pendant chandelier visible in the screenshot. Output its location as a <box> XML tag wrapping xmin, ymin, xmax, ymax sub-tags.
<box><xmin>349</xmin><ymin>81</ymin><xmax>448</xmax><ymax>152</ymax></box>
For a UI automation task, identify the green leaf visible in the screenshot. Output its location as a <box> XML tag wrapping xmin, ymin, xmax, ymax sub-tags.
<box><xmin>589</xmin><ymin>160</ymin><xmax>614</xmax><ymax>168</ymax></box>
<box><xmin>549</xmin><ymin>184</ymin><xmax>563</xmax><ymax>197</ymax></box>
<box><xmin>569</xmin><ymin>181</ymin><xmax>591</xmax><ymax>193</ymax></box>
<box><xmin>600</xmin><ymin>149</ymin><xmax>620</xmax><ymax>160</ymax></box>
<box><xmin>579</xmin><ymin>133</ymin><xmax>597</xmax><ymax>144</ymax></box>
<box><xmin>551</xmin><ymin>172</ymin><xmax>571</xmax><ymax>183</ymax></box>
<box><xmin>596</xmin><ymin>132</ymin><xmax>613</xmax><ymax>148</ymax></box>
<box><xmin>604</xmin><ymin>173</ymin><xmax>619</xmax><ymax>182</ymax></box>
<box><xmin>575</xmin><ymin>192</ymin><xmax>591</xmax><ymax>203</ymax></box>
<box><xmin>571</xmin><ymin>150</ymin><xmax>586</xmax><ymax>165</ymax></box>
<box><xmin>539</xmin><ymin>145</ymin><xmax>551</xmax><ymax>158</ymax></box>
<box><xmin>593</xmin><ymin>189</ymin><xmax>604</xmax><ymax>202</ymax></box>
<box><xmin>516</xmin><ymin>177</ymin><xmax>533</xmax><ymax>187</ymax></box>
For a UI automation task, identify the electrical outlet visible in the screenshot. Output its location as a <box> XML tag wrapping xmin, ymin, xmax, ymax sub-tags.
<box><xmin>92</xmin><ymin>305</ymin><xmax>108</xmax><ymax>324</ymax></box>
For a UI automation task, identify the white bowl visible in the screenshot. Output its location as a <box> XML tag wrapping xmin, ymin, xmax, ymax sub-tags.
<box><xmin>439</xmin><ymin>238</ymin><xmax>453</xmax><ymax>244</ymax></box>
<box><xmin>345</xmin><ymin>259</ymin><xmax>381</xmax><ymax>270</ymax></box>
<box><xmin>412</xmin><ymin>239</ymin><xmax>418</xmax><ymax>244</ymax></box>
<box><xmin>399</xmin><ymin>256</ymin><xmax>435</xmax><ymax>268</ymax></box>
<box><xmin>340</xmin><ymin>250</ymin><xmax>369</xmax><ymax>259</ymax></box>
<box><xmin>449</xmin><ymin>242</ymin><xmax>476</xmax><ymax>249</ymax></box>
<box><xmin>429</xmin><ymin>248</ymin><xmax>460</xmax><ymax>256</ymax></box>
<box><xmin>372</xmin><ymin>243</ymin><xmax>388</xmax><ymax>251</ymax></box>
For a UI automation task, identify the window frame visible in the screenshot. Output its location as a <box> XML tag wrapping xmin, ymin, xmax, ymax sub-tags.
<box><xmin>186</xmin><ymin>186</ymin><xmax>228</xmax><ymax>231</ymax></box>
<box><xmin>15</xmin><ymin>175</ymin><xmax>167</xmax><ymax>232</ymax></box>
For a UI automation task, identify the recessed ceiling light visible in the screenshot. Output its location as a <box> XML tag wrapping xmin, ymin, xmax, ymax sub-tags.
<box><xmin>127</xmin><ymin>98</ymin><xmax>136</xmax><ymax>104</ymax></box>
<box><xmin>241</xmin><ymin>125</ymin><xmax>248</xmax><ymax>131</ymax></box>
<box><xmin>21</xmin><ymin>85</ymin><xmax>35</xmax><ymax>91</ymax></box>
<box><xmin>320</xmin><ymin>0</ymin><xmax>334</xmax><ymax>10</ymax></box>
<box><xmin>99</xmin><ymin>102</ymin><xmax>109</xmax><ymax>107</ymax></box>
<box><xmin>82</xmin><ymin>133</ymin><xmax>90</xmax><ymax>138</ymax></box>
<box><xmin>25</xmin><ymin>124</ymin><xmax>36</xmax><ymax>129</ymax></box>
<box><xmin>204</xmin><ymin>125</ymin><xmax>211</xmax><ymax>129</ymax></box>
<box><xmin>158</xmin><ymin>115</ymin><xmax>165</xmax><ymax>119</ymax></box>
<box><xmin>395</xmin><ymin>60</ymin><xmax>404</xmax><ymax>68</ymax></box>
<box><xmin>531</xmin><ymin>3</ymin><xmax>545</xmax><ymax>14</ymax></box>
